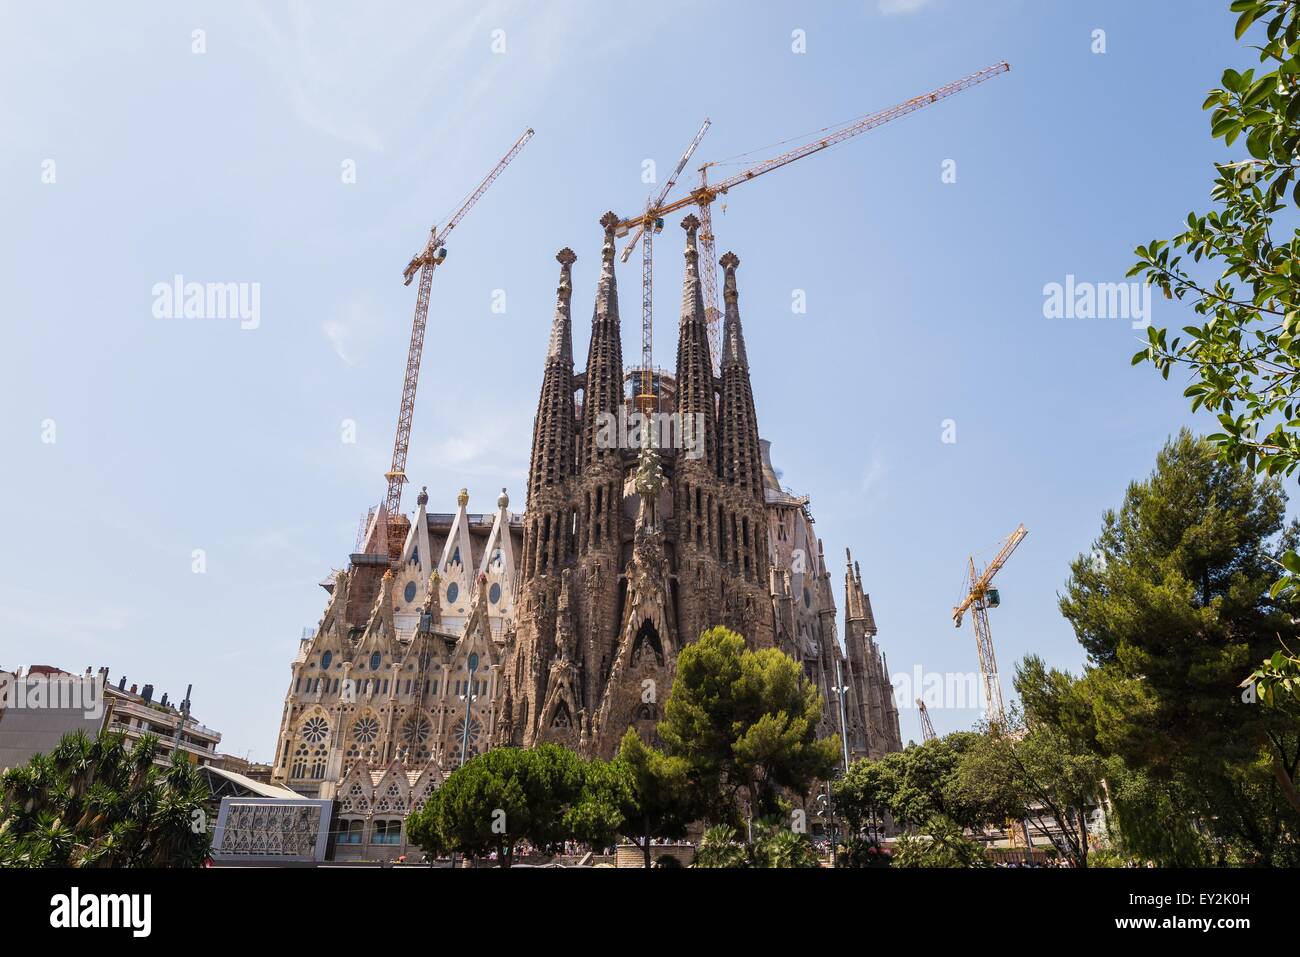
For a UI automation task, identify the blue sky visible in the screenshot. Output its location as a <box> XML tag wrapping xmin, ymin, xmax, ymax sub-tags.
<box><xmin>0</xmin><ymin>1</ymin><xmax>1255</xmax><ymax>759</ymax></box>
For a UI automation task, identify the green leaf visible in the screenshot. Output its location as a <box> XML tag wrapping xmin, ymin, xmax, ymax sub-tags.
<box><xmin>1236</xmin><ymin>6</ymin><xmax>1264</xmax><ymax>39</ymax></box>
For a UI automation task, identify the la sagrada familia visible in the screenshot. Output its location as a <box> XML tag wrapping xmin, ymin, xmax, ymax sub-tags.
<box><xmin>271</xmin><ymin>213</ymin><xmax>901</xmax><ymax>857</ymax></box>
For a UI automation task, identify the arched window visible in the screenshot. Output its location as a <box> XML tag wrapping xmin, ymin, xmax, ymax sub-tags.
<box><xmin>370</xmin><ymin>652</ymin><xmax>382</xmax><ymax>671</ymax></box>
<box><xmin>321</xmin><ymin>650</ymin><xmax>332</xmax><ymax>670</ymax></box>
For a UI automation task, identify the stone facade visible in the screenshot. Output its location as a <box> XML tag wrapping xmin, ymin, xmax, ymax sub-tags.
<box><xmin>271</xmin><ymin>215</ymin><xmax>901</xmax><ymax>857</ymax></box>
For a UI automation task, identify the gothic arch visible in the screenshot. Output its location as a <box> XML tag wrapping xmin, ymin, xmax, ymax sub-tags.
<box><xmin>631</xmin><ymin>618</ymin><xmax>664</xmax><ymax>668</ymax></box>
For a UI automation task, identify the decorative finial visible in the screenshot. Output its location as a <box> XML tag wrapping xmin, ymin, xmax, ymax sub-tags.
<box><xmin>720</xmin><ymin>251</ymin><xmax>740</xmax><ymax>270</ymax></box>
<box><xmin>457</xmin><ymin>488</ymin><xmax>469</xmax><ymax>508</ymax></box>
<box><xmin>497</xmin><ymin>487</ymin><xmax>509</xmax><ymax>509</ymax></box>
<box><xmin>681</xmin><ymin>214</ymin><xmax>699</xmax><ymax>261</ymax></box>
<box><xmin>417</xmin><ymin>486</ymin><xmax>429</xmax><ymax>506</ymax></box>
<box><xmin>556</xmin><ymin>247</ymin><xmax>576</xmax><ymax>267</ymax></box>
<box><xmin>600</xmin><ymin>212</ymin><xmax>619</xmax><ymax>262</ymax></box>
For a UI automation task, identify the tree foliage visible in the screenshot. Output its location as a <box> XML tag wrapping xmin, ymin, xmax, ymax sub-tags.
<box><xmin>690</xmin><ymin>820</ymin><xmax>820</xmax><ymax>869</ymax></box>
<box><xmin>892</xmin><ymin>816</ymin><xmax>989</xmax><ymax>869</ymax></box>
<box><xmin>1061</xmin><ymin>430</ymin><xmax>1300</xmax><ymax>864</ymax></box>
<box><xmin>657</xmin><ymin>626</ymin><xmax>839</xmax><ymax>824</ymax></box>
<box><xmin>0</xmin><ymin>730</ymin><xmax>211</xmax><ymax>868</ymax></box>
<box><xmin>1129</xmin><ymin>2</ymin><xmax>1300</xmax><ymax>605</ymax></box>
<box><xmin>615</xmin><ymin>729</ymin><xmax>693</xmax><ymax>868</ymax></box>
<box><xmin>406</xmin><ymin>744</ymin><xmax>586</xmax><ymax>867</ymax></box>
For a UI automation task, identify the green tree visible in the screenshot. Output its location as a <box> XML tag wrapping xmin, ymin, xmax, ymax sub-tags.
<box><xmin>690</xmin><ymin>820</ymin><xmax>820</xmax><ymax>868</ymax></box>
<box><xmin>1061</xmin><ymin>430</ymin><xmax>1300</xmax><ymax>864</ymax></box>
<box><xmin>658</xmin><ymin>626</ymin><xmax>839</xmax><ymax>825</ymax></box>
<box><xmin>867</xmin><ymin>733</ymin><xmax>995</xmax><ymax>831</ymax></box>
<box><xmin>693</xmin><ymin>824</ymin><xmax>748</xmax><ymax>868</ymax></box>
<box><xmin>407</xmin><ymin>744</ymin><xmax>585</xmax><ymax>867</ymax></box>
<box><xmin>832</xmin><ymin>754</ymin><xmax>894</xmax><ymax>841</ymax></box>
<box><xmin>0</xmin><ymin>730</ymin><xmax>211</xmax><ymax>868</ymax></box>
<box><xmin>954</xmin><ymin>716</ymin><xmax>1103</xmax><ymax>868</ymax></box>
<box><xmin>892</xmin><ymin>816</ymin><xmax>988</xmax><ymax>869</ymax></box>
<box><xmin>615</xmin><ymin>729</ymin><xmax>694</xmax><ymax>868</ymax></box>
<box><xmin>1129</xmin><ymin>2</ymin><xmax>1300</xmax><ymax>599</ymax></box>
<box><xmin>563</xmin><ymin>756</ymin><xmax>634</xmax><ymax>853</ymax></box>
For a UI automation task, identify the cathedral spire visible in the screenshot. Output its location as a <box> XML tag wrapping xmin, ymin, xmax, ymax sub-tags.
<box><xmin>845</xmin><ymin>547</ymin><xmax>865</xmax><ymax>621</ymax></box>
<box><xmin>579</xmin><ymin>212</ymin><xmax>625</xmax><ymax>468</ymax></box>
<box><xmin>716</xmin><ymin>251</ymin><xmax>762</xmax><ymax>497</ymax></box>
<box><xmin>674</xmin><ymin>214</ymin><xmax>717</xmax><ymax>471</ymax></box>
<box><xmin>528</xmin><ymin>248</ymin><xmax>578</xmax><ymax>496</ymax></box>
<box><xmin>546</xmin><ymin>247</ymin><xmax>576</xmax><ymax>365</ymax></box>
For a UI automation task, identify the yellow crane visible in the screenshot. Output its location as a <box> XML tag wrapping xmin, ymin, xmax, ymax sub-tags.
<box><xmin>380</xmin><ymin>128</ymin><xmax>534</xmax><ymax>537</ymax></box>
<box><xmin>952</xmin><ymin>523</ymin><xmax>1027</xmax><ymax>725</ymax></box>
<box><xmin>615</xmin><ymin>61</ymin><xmax>1010</xmax><ymax>374</ymax></box>
<box><xmin>627</xmin><ymin>119</ymin><xmax>712</xmax><ymax>412</ymax></box>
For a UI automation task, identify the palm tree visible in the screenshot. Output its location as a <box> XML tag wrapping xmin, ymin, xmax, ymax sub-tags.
<box><xmin>0</xmin><ymin>730</ymin><xmax>212</xmax><ymax>867</ymax></box>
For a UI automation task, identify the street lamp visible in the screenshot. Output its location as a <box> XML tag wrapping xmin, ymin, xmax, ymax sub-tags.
<box><xmin>457</xmin><ymin>652</ymin><xmax>481</xmax><ymax>770</ymax></box>
<box><xmin>450</xmin><ymin>652</ymin><xmax>480</xmax><ymax>870</ymax></box>
<box><xmin>831</xmin><ymin>658</ymin><xmax>851</xmax><ymax>773</ymax></box>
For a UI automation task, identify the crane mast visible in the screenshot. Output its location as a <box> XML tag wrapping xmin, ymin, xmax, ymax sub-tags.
<box><xmin>615</xmin><ymin>62</ymin><xmax>1010</xmax><ymax>373</ymax></box>
<box><xmin>917</xmin><ymin>697</ymin><xmax>937</xmax><ymax>742</ymax></box>
<box><xmin>381</xmin><ymin>128</ymin><xmax>534</xmax><ymax>528</ymax></box>
<box><xmin>953</xmin><ymin>523</ymin><xmax>1027</xmax><ymax>725</ymax></box>
<box><xmin>621</xmin><ymin>120</ymin><xmax>711</xmax><ymax>413</ymax></box>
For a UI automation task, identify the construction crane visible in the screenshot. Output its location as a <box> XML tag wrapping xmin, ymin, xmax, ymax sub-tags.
<box><xmin>917</xmin><ymin>697</ymin><xmax>937</xmax><ymax>742</ymax></box>
<box><xmin>380</xmin><ymin>128</ymin><xmax>534</xmax><ymax>533</ymax></box>
<box><xmin>615</xmin><ymin>61</ymin><xmax>1009</xmax><ymax>373</ymax></box>
<box><xmin>952</xmin><ymin>523</ymin><xmax>1027</xmax><ymax>725</ymax></box>
<box><xmin>623</xmin><ymin>120</ymin><xmax>711</xmax><ymax>413</ymax></box>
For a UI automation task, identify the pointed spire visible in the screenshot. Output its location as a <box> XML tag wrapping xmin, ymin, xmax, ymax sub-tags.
<box><xmin>674</xmin><ymin>214</ymin><xmax>717</xmax><ymax>472</ymax></box>
<box><xmin>528</xmin><ymin>249</ymin><xmax>579</xmax><ymax>496</ymax></box>
<box><xmin>845</xmin><ymin>547</ymin><xmax>865</xmax><ymax>621</ymax></box>
<box><xmin>719</xmin><ymin>251</ymin><xmax>748</xmax><ymax>369</ymax></box>
<box><xmin>547</xmin><ymin>247</ymin><xmax>576</xmax><ymax>364</ymax></box>
<box><xmin>716</xmin><ymin>251</ymin><xmax>761</xmax><ymax>496</ymax></box>
<box><xmin>580</xmin><ymin>213</ymin><xmax>625</xmax><ymax>468</ymax></box>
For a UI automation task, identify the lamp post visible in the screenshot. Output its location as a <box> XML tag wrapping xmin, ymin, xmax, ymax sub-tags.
<box><xmin>450</xmin><ymin>652</ymin><xmax>480</xmax><ymax>870</ymax></box>
<box><xmin>827</xmin><ymin>659</ymin><xmax>856</xmax><ymax>865</ymax></box>
<box><xmin>832</xmin><ymin>658</ymin><xmax>851</xmax><ymax>774</ymax></box>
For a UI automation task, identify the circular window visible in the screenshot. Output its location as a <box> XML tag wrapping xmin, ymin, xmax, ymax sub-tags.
<box><xmin>402</xmin><ymin>714</ymin><xmax>432</xmax><ymax>746</ymax></box>
<box><xmin>403</xmin><ymin>581</ymin><xmax>417</xmax><ymax>604</ymax></box>
<box><xmin>370</xmin><ymin>652</ymin><xmax>382</xmax><ymax>671</ymax></box>
<box><xmin>446</xmin><ymin>582</ymin><xmax>459</xmax><ymax>605</ymax></box>
<box><xmin>352</xmin><ymin>716</ymin><xmax>379</xmax><ymax>743</ymax></box>
<box><xmin>302</xmin><ymin>716</ymin><xmax>329</xmax><ymax>744</ymax></box>
<box><xmin>489</xmin><ymin>582</ymin><xmax>502</xmax><ymax>604</ymax></box>
<box><xmin>321</xmin><ymin>651</ymin><xmax>332</xmax><ymax>670</ymax></box>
